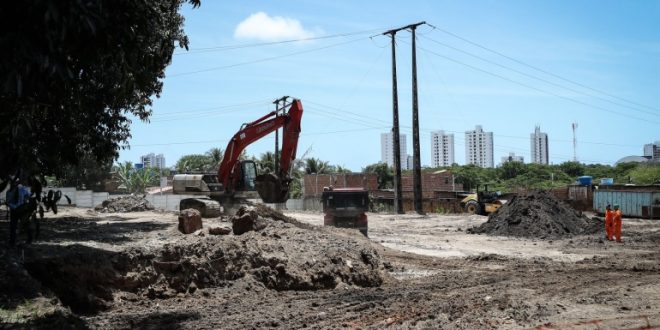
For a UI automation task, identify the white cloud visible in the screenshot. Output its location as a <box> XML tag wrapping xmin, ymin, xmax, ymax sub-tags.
<box><xmin>234</xmin><ymin>12</ymin><xmax>316</xmax><ymax>41</ymax></box>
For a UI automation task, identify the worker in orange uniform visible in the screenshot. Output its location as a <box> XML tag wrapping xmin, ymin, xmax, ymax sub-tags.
<box><xmin>604</xmin><ymin>204</ymin><xmax>614</xmax><ymax>241</ymax></box>
<box><xmin>612</xmin><ymin>204</ymin><xmax>623</xmax><ymax>243</ymax></box>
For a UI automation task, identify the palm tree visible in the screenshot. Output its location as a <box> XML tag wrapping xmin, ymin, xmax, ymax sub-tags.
<box><xmin>205</xmin><ymin>147</ymin><xmax>224</xmax><ymax>171</ymax></box>
<box><xmin>258</xmin><ymin>151</ymin><xmax>276</xmax><ymax>173</ymax></box>
<box><xmin>305</xmin><ymin>158</ymin><xmax>331</xmax><ymax>174</ymax></box>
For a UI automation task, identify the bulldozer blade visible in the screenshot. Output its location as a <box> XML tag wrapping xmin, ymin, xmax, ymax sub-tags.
<box><xmin>255</xmin><ymin>173</ymin><xmax>289</xmax><ymax>203</ymax></box>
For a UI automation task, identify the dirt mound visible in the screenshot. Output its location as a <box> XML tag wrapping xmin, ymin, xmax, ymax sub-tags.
<box><xmin>468</xmin><ymin>190</ymin><xmax>601</xmax><ymax>239</ymax></box>
<box><xmin>22</xmin><ymin>208</ymin><xmax>385</xmax><ymax>313</ymax></box>
<box><xmin>94</xmin><ymin>195</ymin><xmax>154</xmax><ymax>213</ymax></box>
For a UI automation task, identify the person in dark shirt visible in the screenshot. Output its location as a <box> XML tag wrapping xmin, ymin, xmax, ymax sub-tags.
<box><xmin>6</xmin><ymin>179</ymin><xmax>31</xmax><ymax>246</ymax></box>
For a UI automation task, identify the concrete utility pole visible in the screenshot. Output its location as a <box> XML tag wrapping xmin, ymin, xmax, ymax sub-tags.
<box><xmin>383</xmin><ymin>22</ymin><xmax>426</xmax><ymax>215</ymax></box>
<box><xmin>382</xmin><ymin>29</ymin><xmax>404</xmax><ymax>214</ymax></box>
<box><xmin>410</xmin><ymin>22</ymin><xmax>425</xmax><ymax>215</ymax></box>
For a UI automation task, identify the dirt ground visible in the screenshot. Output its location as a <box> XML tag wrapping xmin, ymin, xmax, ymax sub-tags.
<box><xmin>1</xmin><ymin>206</ymin><xmax>659</xmax><ymax>329</ymax></box>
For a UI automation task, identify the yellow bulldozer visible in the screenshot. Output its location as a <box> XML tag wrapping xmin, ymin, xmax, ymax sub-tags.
<box><xmin>460</xmin><ymin>184</ymin><xmax>511</xmax><ymax>216</ymax></box>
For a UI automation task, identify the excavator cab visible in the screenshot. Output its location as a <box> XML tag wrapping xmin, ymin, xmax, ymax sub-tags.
<box><xmin>233</xmin><ymin>160</ymin><xmax>289</xmax><ymax>203</ymax></box>
<box><xmin>236</xmin><ymin>160</ymin><xmax>257</xmax><ymax>191</ymax></box>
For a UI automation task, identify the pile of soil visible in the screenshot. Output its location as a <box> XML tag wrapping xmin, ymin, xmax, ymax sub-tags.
<box><xmin>468</xmin><ymin>190</ymin><xmax>601</xmax><ymax>239</ymax></box>
<box><xmin>94</xmin><ymin>195</ymin><xmax>154</xmax><ymax>213</ymax></box>
<box><xmin>20</xmin><ymin>206</ymin><xmax>385</xmax><ymax>313</ymax></box>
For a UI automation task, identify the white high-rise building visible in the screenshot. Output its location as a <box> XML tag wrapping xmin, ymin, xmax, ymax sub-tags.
<box><xmin>501</xmin><ymin>152</ymin><xmax>524</xmax><ymax>164</ymax></box>
<box><xmin>530</xmin><ymin>126</ymin><xmax>549</xmax><ymax>165</ymax></box>
<box><xmin>465</xmin><ymin>125</ymin><xmax>494</xmax><ymax>168</ymax></box>
<box><xmin>140</xmin><ymin>153</ymin><xmax>166</xmax><ymax>169</ymax></box>
<box><xmin>431</xmin><ymin>130</ymin><xmax>455</xmax><ymax>167</ymax></box>
<box><xmin>644</xmin><ymin>141</ymin><xmax>660</xmax><ymax>160</ymax></box>
<box><xmin>381</xmin><ymin>132</ymin><xmax>408</xmax><ymax>169</ymax></box>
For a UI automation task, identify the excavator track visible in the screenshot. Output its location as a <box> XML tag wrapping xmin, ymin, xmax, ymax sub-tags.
<box><xmin>179</xmin><ymin>198</ymin><xmax>222</xmax><ymax>218</ymax></box>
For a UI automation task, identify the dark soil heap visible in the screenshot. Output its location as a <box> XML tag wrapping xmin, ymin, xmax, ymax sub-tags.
<box><xmin>95</xmin><ymin>195</ymin><xmax>155</xmax><ymax>213</ymax></box>
<box><xmin>17</xmin><ymin>204</ymin><xmax>385</xmax><ymax>314</ymax></box>
<box><xmin>468</xmin><ymin>190</ymin><xmax>601</xmax><ymax>239</ymax></box>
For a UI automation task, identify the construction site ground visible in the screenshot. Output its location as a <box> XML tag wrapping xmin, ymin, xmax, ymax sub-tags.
<box><xmin>1</xmin><ymin>206</ymin><xmax>659</xmax><ymax>329</ymax></box>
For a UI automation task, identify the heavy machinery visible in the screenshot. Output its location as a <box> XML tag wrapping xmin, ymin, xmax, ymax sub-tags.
<box><xmin>172</xmin><ymin>97</ymin><xmax>303</xmax><ymax>216</ymax></box>
<box><xmin>460</xmin><ymin>184</ymin><xmax>508</xmax><ymax>216</ymax></box>
<box><xmin>321</xmin><ymin>187</ymin><xmax>369</xmax><ymax>237</ymax></box>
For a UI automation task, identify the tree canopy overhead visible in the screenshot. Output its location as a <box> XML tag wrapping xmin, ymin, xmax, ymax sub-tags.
<box><xmin>0</xmin><ymin>0</ymin><xmax>200</xmax><ymax>180</ymax></box>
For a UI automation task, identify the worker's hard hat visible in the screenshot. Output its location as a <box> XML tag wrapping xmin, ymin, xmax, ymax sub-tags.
<box><xmin>613</xmin><ymin>204</ymin><xmax>620</xmax><ymax>210</ymax></box>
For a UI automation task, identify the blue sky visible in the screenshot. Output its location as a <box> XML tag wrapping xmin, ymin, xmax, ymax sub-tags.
<box><xmin>119</xmin><ymin>0</ymin><xmax>660</xmax><ymax>171</ymax></box>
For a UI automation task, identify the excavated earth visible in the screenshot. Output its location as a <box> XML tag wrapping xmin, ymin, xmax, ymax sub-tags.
<box><xmin>0</xmin><ymin>204</ymin><xmax>659</xmax><ymax>329</ymax></box>
<box><xmin>95</xmin><ymin>195</ymin><xmax>155</xmax><ymax>213</ymax></box>
<box><xmin>468</xmin><ymin>190</ymin><xmax>602</xmax><ymax>239</ymax></box>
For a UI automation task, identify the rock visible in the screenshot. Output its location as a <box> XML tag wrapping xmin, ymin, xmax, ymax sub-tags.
<box><xmin>209</xmin><ymin>226</ymin><xmax>231</xmax><ymax>235</ymax></box>
<box><xmin>178</xmin><ymin>209</ymin><xmax>203</xmax><ymax>234</ymax></box>
<box><xmin>232</xmin><ymin>206</ymin><xmax>259</xmax><ymax>235</ymax></box>
<box><xmin>232</xmin><ymin>213</ymin><xmax>255</xmax><ymax>235</ymax></box>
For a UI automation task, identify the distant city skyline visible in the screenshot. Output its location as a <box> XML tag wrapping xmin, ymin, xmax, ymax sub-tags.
<box><xmin>117</xmin><ymin>2</ymin><xmax>660</xmax><ymax>170</ymax></box>
<box><xmin>140</xmin><ymin>153</ymin><xmax>166</xmax><ymax>169</ymax></box>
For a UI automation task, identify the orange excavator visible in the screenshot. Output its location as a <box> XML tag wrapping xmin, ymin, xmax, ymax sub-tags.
<box><xmin>172</xmin><ymin>96</ymin><xmax>303</xmax><ymax>216</ymax></box>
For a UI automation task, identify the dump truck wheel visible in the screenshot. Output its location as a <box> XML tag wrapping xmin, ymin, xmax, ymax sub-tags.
<box><xmin>465</xmin><ymin>200</ymin><xmax>481</xmax><ymax>215</ymax></box>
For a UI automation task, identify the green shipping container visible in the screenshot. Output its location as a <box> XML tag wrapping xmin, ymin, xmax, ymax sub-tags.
<box><xmin>593</xmin><ymin>189</ymin><xmax>660</xmax><ymax>218</ymax></box>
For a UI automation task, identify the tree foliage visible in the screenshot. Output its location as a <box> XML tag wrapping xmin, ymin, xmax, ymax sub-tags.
<box><xmin>176</xmin><ymin>154</ymin><xmax>212</xmax><ymax>173</ymax></box>
<box><xmin>0</xmin><ymin>0</ymin><xmax>200</xmax><ymax>180</ymax></box>
<box><xmin>363</xmin><ymin>162</ymin><xmax>393</xmax><ymax>189</ymax></box>
<box><xmin>304</xmin><ymin>158</ymin><xmax>332</xmax><ymax>175</ymax></box>
<box><xmin>115</xmin><ymin>161</ymin><xmax>158</xmax><ymax>194</ymax></box>
<box><xmin>58</xmin><ymin>152</ymin><xmax>113</xmax><ymax>191</ymax></box>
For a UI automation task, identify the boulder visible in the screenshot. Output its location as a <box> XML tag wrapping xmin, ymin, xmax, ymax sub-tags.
<box><xmin>178</xmin><ymin>209</ymin><xmax>202</xmax><ymax>234</ymax></box>
<box><xmin>208</xmin><ymin>226</ymin><xmax>231</xmax><ymax>235</ymax></box>
<box><xmin>231</xmin><ymin>206</ymin><xmax>258</xmax><ymax>235</ymax></box>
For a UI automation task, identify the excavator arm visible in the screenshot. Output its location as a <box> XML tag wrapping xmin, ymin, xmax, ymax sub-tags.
<box><xmin>217</xmin><ymin>98</ymin><xmax>303</xmax><ymax>203</ymax></box>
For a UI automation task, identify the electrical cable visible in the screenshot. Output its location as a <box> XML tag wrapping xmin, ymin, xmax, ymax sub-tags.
<box><xmin>174</xmin><ymin>27</ymin><xmax>389</xmax><ymax>55</ymax></box>
<box><xmin>169</xmin><ymin>37</ymin><xmax>367</xmax><ymax>77</ymax></box>
<box><xmin>410</xmin><ymin>41</ymin><xmax>660</xmax><ymax>125</ymax></box>
<box><xmin>427</xmin><ymin>24</ymin><xmax>660</xmax><ymax>113</ymax></box>
<box><xmin>419</xmin><ymin>34</ymin><xmax>660</xmax><ymax>118</ymax></box>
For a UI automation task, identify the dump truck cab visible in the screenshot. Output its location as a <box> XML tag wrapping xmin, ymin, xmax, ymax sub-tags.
<box><xmin>321</xmin><ymin>187</ymin><xmax>369</xmax><ymax>237</ymax></box>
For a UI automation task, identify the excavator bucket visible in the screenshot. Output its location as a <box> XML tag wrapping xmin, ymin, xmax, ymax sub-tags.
<box><xmin>255</xmin><ymin>173</ymin><xmax>289</xmax><ymax>203</ymax></box>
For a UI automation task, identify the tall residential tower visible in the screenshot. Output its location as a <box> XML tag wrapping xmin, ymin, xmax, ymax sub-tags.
<box><xmin>431</xmin><ymin>130</ymin><xmax>455</xmax><ymax>167</ymax></box>
<box><xmin>381</xmin><ymin>132</ymin><xmax>408</xmax><ymax>170</ymax></box>
<box><xmin>465</xmin><ymin>125</ymin><xmax>494</xmax><ymax>168</ymax></box>
<box><xmin>530</xmin><ymin>126</ymin><xmax>549</xmax><ymax>165</ymax></box>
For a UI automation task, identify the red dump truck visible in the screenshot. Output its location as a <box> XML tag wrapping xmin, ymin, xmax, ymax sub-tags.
<box><xmin>321</xmin><ymin>187</ymin><xmax>369</xmax><ymax>237</ymax></box>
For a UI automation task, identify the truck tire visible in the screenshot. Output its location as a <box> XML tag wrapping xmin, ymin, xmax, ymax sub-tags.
<box><xmin>465</xmin><ymin>200</ymin><xmax>481</xmax><ymax>215</ymax></box>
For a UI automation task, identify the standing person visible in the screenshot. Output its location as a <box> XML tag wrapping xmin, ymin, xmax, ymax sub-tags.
<box><xmin>613</xmin><ymin>204</ymin><xmax>623</xmax><ymax>243</ymax></box>
<box><xmin>604</xmin><ymin>204</ymin><xmax>614</xmax><ymax>241</ymax></box>
<box><xmin>6</xmin><ymin>179</ymin><xmax>30</xmax><ymax>247</ymax></box>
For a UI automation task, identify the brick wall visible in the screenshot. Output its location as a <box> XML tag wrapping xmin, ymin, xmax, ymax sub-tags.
<box><xmin>401</xmin><ymin>171</ymin><xmax>463</xmax><ymax>198</ymax></box>
<box><xmin>303</xmin><ymin>173</ymin><xmax>378</xmax><ymax>198</ymax></box>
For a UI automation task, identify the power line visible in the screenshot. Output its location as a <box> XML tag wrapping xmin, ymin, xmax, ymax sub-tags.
<box><xmin>168</xmin><ymin>37</ymin><xmax>367</xmax><ymax>77</ymax></box>
<box><xmin>174</xmin><ymin>28</ymin><xmax>387</xmax><ymax>55</ymax></box>
<box><xmin>428</xmin><ymin>24</ymin><xmax>660</xmax><ymax>113</ymax></box>
<box><xmin>412</xmin><ymin>41</ymin><xmax>660</xmax><ymax>125</ymax></box>
<box><xmin>419</xmin><ymin>34</ymin><xmax>660</xmax><ymax>118</ymax></box>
